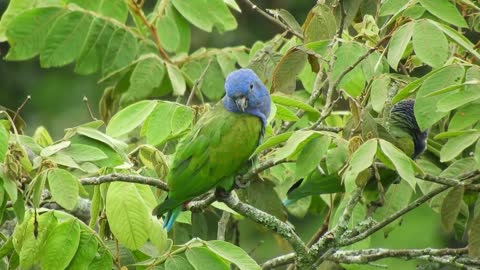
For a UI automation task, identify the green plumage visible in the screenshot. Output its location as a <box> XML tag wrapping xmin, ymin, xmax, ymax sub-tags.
<box><xmin>154</xmin><ymin>102</ymin><xmax>262</xmax><ymax>217</ymax></box>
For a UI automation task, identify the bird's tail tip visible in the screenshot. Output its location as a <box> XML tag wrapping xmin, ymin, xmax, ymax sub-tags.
<box><xmin>163</xmin><ymin>206</ymin><xmax>182</xmax><ymax>232</ymax></box>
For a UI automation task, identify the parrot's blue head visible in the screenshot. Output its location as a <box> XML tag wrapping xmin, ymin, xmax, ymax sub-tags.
<box><xmin>223</xmin><ymin>68</ymin><xmax>271</xmax><ymax>127</ymax></box>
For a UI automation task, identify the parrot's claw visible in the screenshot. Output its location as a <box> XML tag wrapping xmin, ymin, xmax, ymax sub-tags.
<box><xmin>215</xmin><ymin>188</ymin><xmax>230</xmax><ymax>199</ymax></box>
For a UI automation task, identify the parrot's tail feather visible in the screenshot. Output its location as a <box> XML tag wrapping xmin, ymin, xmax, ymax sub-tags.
<box><xmin>164</xmin><ymin>206</ymin><xmax>182</xmax><ymax>232</ymax></box>
<box><xmin>282</xmin><ymin>198</ymin><xmax>295</xmax><ymax>206</ymax></box>
<box><xmin>153</xmin><ymin>197</ymin><xmax>180</xmax><ymax>217</ymax></box>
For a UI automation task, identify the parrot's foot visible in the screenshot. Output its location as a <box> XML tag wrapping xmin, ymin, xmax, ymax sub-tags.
<box><xmin>214</xmin><ymin>188</ymin><xmax>230</xmax><ymax>199</ymax></box>
<box><xmin>234</xmin><ymin>175</ymin><xmax>250</xmax><ymax>189</ymax></box>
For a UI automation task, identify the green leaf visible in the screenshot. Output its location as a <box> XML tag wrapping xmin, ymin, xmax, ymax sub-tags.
<box><xmin>106</xmin><ymin>182</ymin><xmax>151</xmax><ymax>249</ymax></box>
<box><xmin>165</xmin><ymin>255</ymin><xmax>195</xmax><ymax>270</ymax></box>
<box><xmin>40</xmin><ymin>141</ymin><xmax>71</xmax><ymax>157</ymax></box>
<box><xmin>186</xmin><ymin>247</ymin><xmax>230</xmax><ymax>270</ymax></box>
<box><xmin>171</xmin><ymin>0</ymin><xmax>236</xmax><ymax>32</ymax></box>
<box><xmin>148</xmin><ymin>217</ymin><xmax>169</xmax><ymax>255</ymax></box>
<box><xmin>271</xmin><ymin>47</ymin><xmax>307</xmax><ymax>94</ymax></box>
<box><xmin>121</xmin><ymin>54</ymin><xmax>166</xmax><ymax>105</ymax></box>
<box><xmin>40</xmin><ymin>219</ymin><xmax>81</xmax><ymax>270</ymax></box>
<box><xmin>5</xmin><ymin>7</ymin><xmax>66</xmax><ymax>60</ymax></box>
<box><xmin>65</xmin><ymin>230</ymin><xmax>98</xmax><ymax>270</ymax></box>
<box><xmin>379</xmin><ymin>0</ymin><xmax>409</xmax><ymax>16</ymax></box>
<box><xmin>15</xmin><ymin>211</ymin><xmax>57</xmax><ymax>269</ymax></box>
<box><xmin>40</xmin><ymin>11</ymin><xmax>93</xmax><ymax>67</ymax></box>
<box><xmin>429</xmin><ymin>20</ymin><xmax>480</xmax><ymax>61</ymax></box>
<box><xmin>0</xmin><ymin>114</ymin><xmax>9</xmax><ymax>163</ymax></box>
<box><xmin>370</xmin><ymin>74</ymin><xmax>391</xmax><ymax>113</ymax></box>
<box><xmin>287</xmin><ymin>171</ymin><xmax>343</xmax><ymax>201</ymax></box>
<box><xmin>0</xmin><ymin>172</ymin><xmax>18</xmax><ymax>204</ymax></box>
<box><xmin>437</xmin><ymin>66</ymin><xmax>480</xmax><ymax>112</ymax></box>
<box><xmin>412</xmin><ymin>20</ymin><xmax>448</xmax><ymax>68</ymax></box>
<box><xmin>106</xmin><ymin>100</ymin><xmax>157</xmax><ymax>138</ymax></box>
<box><xmin>205</xmin><ymin>240</ymin><xmax>261</xmax><ymax>270</ymax></box>
<box><xmin>271</xmin><ymin>9</ymin><xmax>303</xmax><ymax>35</ymax></box>
<box><xmin>142</xmin><ymin>101</ymin><xmax>193</xmax><ymax>146</ymax></box>
<box><xmin>326</xmin><ymin>140</ymin><xmax>349</xmax><ymax>174</ymax></box>
<box><xmin>374</xmin><ymin>181</ymin><xmax>414</xmax><ymax>236</ymax></box>
<box><xmin>379</xmin><ymin>139</ymin><xmax>418</xmax><ymax>190</ymax></box>
<box><xmin>88</xmin><ymin>246</ymin><xmax>112</xmax><ymax>270</ymax></box>
<box><xmin>167</xmin><ymin>63</ymin><xmax>187</xmax><ymax>96</ymax></box>
<box><xmin>419</xmin><ymin>0</ymin><xmax>467</xmax><ymax>28</ymax></box>
<box><xmin>102</xmin><ymin>27</ymin><xmax>138</xmax><ymax>75</ymax></box>
<box><xmin>168</xmin><ymin>4</ymin><xmax>191</xmax><ymax>53</ymax></box>
<box><xmin>33</xmin><ymin>126</ymin><xmax>54</xmax><ymax>147</ymax></box>
<box><xmin>252</xmin><ymin>131</ymin><xmax>293</xmax><ymax>156</ymax></box>
<box><xmin>182</xmin><ymin>58</ymin><xmax>225</xmax><ymax>101</ymax></box>
<box><xmin>31</xmin><ymin>172</ymin><xmax>46</xmax><ymax>208</ymax></box>
<box><xmin>48</xmin><ymin>168</ymin><xmax>79</xmax><ymax>210</ymax></box>
<box><xmin>414</xmin><ymin>65</ymin><xmax>465</xmax><ymax>130</ymax></box>
<box><xmin>275</xmin><ymin>104</ymin><xmax>299</xmax><ymax>121</ymax></box>
<box><xmin>273</xmin><ymin>130</ymin><xmax>318</xmax><ymax>162</ymax></box>
<box><xmin>449</xmin><ymin>103</ymin><xmax>480</xmax><ymax>131</ymax></box>
<box><xmin>387</xmin><ymin>21</ymin><xmax>414</xmax><ymax>70</ymax></box>
<box><xmin>302</xmin><ymin>4</ymin><xmax>337</xmax><ymax>42</ymax></box>
<box><xmin>469</xmin><ymin>213</ymin><xmax>480</xmax><ymax>258</ymax></box>
<box><xmin>76</xmin><ymin>126</ymin><xmax>128</xmax><ymax>151</ymax></box>
<box><xmin>156</xmin><ymin>13</ymin><xmax>179</xmax><ymax>52</ymax></box>
<box><xmin>392</xmin><ymin>65</ymin><xmax>451</xmax><ymax>103</ymax></box>
<box><xmin>332</xmin><ymin>42</ymin><xmax>367</xmax><ymax>97</ymax></box>
<box><xmin>343</xmin><ymin>139</ymin><xmax>377</xmax><ymax>192</ymax></box>
<box><xmin>271</xmin><ymin>94</ymin><xmax>318</xmax><ymax>114</ymax></box>
<box><xmin>68</xmin><ymin>0</ymin><xmax>128</xmax><ymax>22</ymax></box>
<box><xmin>440</xmin><ymin>186</ymin><xmax>465</xmax><ymax>232</ymax></box>
<box><xmin>295</xmin><ymin>136</ymin><xmax>331</xmax><ymax>179</ymax></box>
<box><xmin>440</xmin><ymin>132</ymin><xmax>480</xmax><ymax>162</ymax></box>
<box><xmin>60</xmin><ymin>143</ymin><xmax>108</xmax><ymax>162</ymax></box>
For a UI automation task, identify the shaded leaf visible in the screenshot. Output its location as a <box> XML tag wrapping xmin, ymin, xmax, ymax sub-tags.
<box><xmin>440</xmin><ymin>186</ymin><xmax>465</xmax><ymax>232</ymax></box>
<box><xmin>271</xmin><ymin>47</ymin><xmax>307</xmax><ymax>94</ymax></box>
<box><xmin>387</xmin><ymin>21</ymin><xmax>414</xmax><ymax>70</ymax></box>
<box><xmin>186</xmin><ymin>247</ymin><xmax>230</xmax><ymax>270</ymax></box>
<box><xmin>440</xmin><ymin>132</ymin><xmax>480</xmax><ymax>162</ymax></box>
<box><xmin>206</xmin><ymin>240</ymin><xmax>260</xmax><ymax>270</ymax></box>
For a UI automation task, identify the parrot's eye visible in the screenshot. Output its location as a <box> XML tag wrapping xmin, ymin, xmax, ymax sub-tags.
<box><xmin>249</xmin><ymin>83</ymin><xmax>254</xmax><ymax>91</ymax></box>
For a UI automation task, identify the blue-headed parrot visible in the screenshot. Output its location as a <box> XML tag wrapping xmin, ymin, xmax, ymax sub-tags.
<box><xmin>153</xmin><ymin>69</ymin><xmax>271</xmax><ymax>231</ymax></box>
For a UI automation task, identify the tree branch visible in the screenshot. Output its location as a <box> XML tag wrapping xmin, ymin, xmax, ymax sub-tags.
<box><xmin>239</xmin><ymin>0</ymin><xmax>303</xmax><ymax>39</ymax></box>
<box><xmin>219</xmin><ymin>192</ymin><xmax>309</xmax><ymax>264</ymax></box>
<box><xmin>80</xmin><ymin>173</ymin><xmax>169</xmax><ymax>191</ymax></box>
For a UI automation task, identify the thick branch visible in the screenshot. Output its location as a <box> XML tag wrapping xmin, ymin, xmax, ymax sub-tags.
<box><xmin>329</xmin><ymin>247</ymin><xmax>478</xmax><ymax>269</ymax></box>
<box><xmin>220</xmin><ymin>192</ymin><xmax>309</xmax><ymax>262</ymax></box>
<box><xmin>80</xmin><ymin>173</ymin><xmax>169</xmax><ymax>191</ymax></box>
<box><xmin>262</xmin><ymin>253</ymin><xmax>296</xmax><ymax>270</ymax></box>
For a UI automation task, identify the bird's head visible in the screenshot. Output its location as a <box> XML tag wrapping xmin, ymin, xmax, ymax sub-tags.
<box><xmin>389</xmin><ymin>99</ymin><xmax>428</xmax><ymax>159</ymax></box>
<box><xmin>223</xmin><ymin>69</ymin><xmax>271</xmax><ymax>126</ymax></box>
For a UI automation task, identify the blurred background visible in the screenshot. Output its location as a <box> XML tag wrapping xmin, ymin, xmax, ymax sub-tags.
<box><xmin>0</xmin><ymin>1</ymin><xmax>449</xmax><ymax>269</ymax></box>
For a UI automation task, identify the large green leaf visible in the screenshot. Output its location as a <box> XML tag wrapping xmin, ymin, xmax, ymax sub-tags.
<box><xmin>440</xmin><ymin>186</ymin><xmax>465</xmax><ymax>232</ymax></box>
<box><xmin>65</xmin><ymin>229</ymin><xmax>98</xmax><ymax>270</ymax></box>
<box><xmin>273</xmin><ymin>130</ymin><xmax>318</xmax><ymax>162</ymax></box>
<box><xmin>252</xmin><ymin>131</ymin><xmax>293</xmax><ymax>156</ymax></box>
<box><xmin>343</xmin><ymin>139</ymin><xmax>377</xmax><ymax>192</ymax></box>
<box><xmin>60</xmin><ymin>143</ymin><xmax>108</xmax><ymax>162</ymax></box>
<box><xmin>156</xmin><ymin>14</ymin><xmax>179</xmax><ymax>52</ymax></box>
<box><xmin>106</xmin><ymin>182</ymin><xmax>152</xmax><ymax>250</ymax></box>
<box><xmin>182</xmin><ymin>58</ymin><xmax>225</xmax><ymax>101</ymax></box>
<box><xmin>437</xmin><ymin>66</ymin><xmax>480</xmax><ymax>112</ymax></box>
<box><xmin>440</xmin><ymin>132</ymin><xmax>480</xmax><ymax>162</ymax></box>
<box><xmin>68</xmin><ymin>0</ymin><xmax>128</xmax><ymax>22</ymax></box>
<box><xmin>419</xmin><ymin>0</ymin><xmax>467</xmax><ymax>28</ymax></box>
<box><xmin>379</xmin><ymin>0</ymin><xmax>409</xmax><ymax>16</ymax></box>
<box><xmin>167</xmin><ymin>63</ymin><xmax>187</xmax><ymax>96</ymax></box>
<box><xmin>373</xmin><ymin>180</ymin><xmax>413</xmax><ymax>236</ymax></box>
<box><xmin>295</xmin><ymin>136</ymin><xmax>331</xmax><ymax>179</ymax></box>
<box><xmin>302</xmin><ymin>3</ymin><xmax>336</xmax><ymax>42</ymax></box>
<box><xmin>379</xmin><ymin>139</ymin><xmax>418</xmax><ymax>190</ymax></box>
<box><xmin>171</xmin><ymin>0</ymin><xmax>236</xmax><ymax>32</ymax></box>
<box><xmin>205</xmin><ymin>240</ymin><xmax>261</xmax><ymax>270</ymax></box>
<box><xmin>332</xmin><ymin>42</ymin><xmax>367</xmax><ymax>97</ymax></box>
<box><xmin>40</xmin><ymin>219</ymin><xmax>81</xmax><ymax>270</ymax></box>
<box><xmin>412</xmin><ymin>20</ymin><xmax>448</xmax><ymax>68</ymax></box>
<box><xmin>106</xmin><ymin>100</ymin><xmax>157</xmax><ymax>138</ymax></box>
<box><xmin>449</xmin><ymin>103</ymin><xmax>480</xmax><ymax>131</ymax></box>
<box><xmin>48</xmin><ymin>168</ymin><xmax>79</xmax><ymax>211</ymax></box>
<box><xmin>167</xmin><ymin>4</ymin><xmax>191</xmax><ymax>53</ymax></box>
<box><xmin>429</xmin><ymin>20</ymin><xmax>480</xmax><ymax>60</ymax></box>
<box><xmin>186</xmin><ymin>247</ymin><xmax>230</xmax><ymax>270</ymax></box>
<box><xmin>370</xmin><ymin>75</ymin><xmax>391</xmax><ymax>113</ymax></box>
<box><xmin>387</xmin><ymin>21</ymin><xmax>414</xmax><ymax>70</ymax></box>
<box><xmin>469</xmin><ymin>213</ymin><xmax>480</xmax><ymax>258</ymax></box>
<box><xmin>414</xmin><ymin>65</ymin><xmax>465</xmax><ymax>130</ymax></box>
<box><xmin>142</xmin><ymin>101</ymin><xmax>193</xmax><ymax>146</ymax></box>
<box><xmin>165</xmin><ymin>255</ymin><xmax>195</xmax><ymax>270</ymax></box>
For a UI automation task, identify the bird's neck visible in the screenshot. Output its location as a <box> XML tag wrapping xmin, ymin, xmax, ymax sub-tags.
<box><xmin>223</xmin><ymin>97</ymin><xmax>268</xmax><ymax>129</ymax></box>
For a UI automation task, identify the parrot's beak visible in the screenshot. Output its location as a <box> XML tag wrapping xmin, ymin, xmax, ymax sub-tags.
<box><xmin>235</xmin><ymin>96</ymin><xmax>248</xmax><ymax>112</ymax></box>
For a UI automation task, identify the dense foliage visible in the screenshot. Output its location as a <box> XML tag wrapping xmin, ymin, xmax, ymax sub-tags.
<box><xmin>0</xmin><ymin>0</ymin><xmax>480</xmax><ymax>269</ymax></box>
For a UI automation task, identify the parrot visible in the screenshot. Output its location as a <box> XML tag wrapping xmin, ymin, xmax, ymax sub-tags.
<box><xmin>388</xmin><ymin>99</ymin><xmax>428</xmax><ymax>159</ymax></box>
<box><xmin>283</xmin><ymin>99</ymin><xmax>428</xmax><ymax>205</ymax></box>
<box><xmin>153</xmin><ymin>68</ymin><xmax>271</xmax><ymax>231</ymax></box>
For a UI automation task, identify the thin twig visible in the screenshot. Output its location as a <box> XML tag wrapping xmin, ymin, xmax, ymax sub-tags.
<box><xmin>239</xmin><ymin>0</ymin><xmax>303</xmax><ymax>39</ymax></box>
<box><xmin>80</xmin><ymin>173</ymin><xmax>169</xmax><ymax>191</ymax></box>
<box><xmin>336</xmin><ymin>0</ymin><xmax>347</xmax><ymax>38</ymax></box>
<box><xmin>128</xmin><ymin>0</ymin><xmax>171</xmax><ymax>63</ymax></box>
<box><xmin>13</xmin><ymin>95</ymin><xmax>31</xmax><ymax>123</ymax></box>
<box><xmin>186</xmin><ymin>59</ymin><xmax>213</xmax><ymax>106</ymax></box>
<box><xmin>217</xmin><ymin>211</ymin><xmax>230</xmax><ymax>241</ymax></box>
<box><xmin>83</xmin><ymin>96</ymin><xmax>97</xmax><ymax>121</ymax></box>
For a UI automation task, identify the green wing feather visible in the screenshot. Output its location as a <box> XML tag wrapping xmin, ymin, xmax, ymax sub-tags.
<box><xmin>155</xmin><ymin>102</ymin><xmax>262</xmax><ymax>216</ymax></box>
